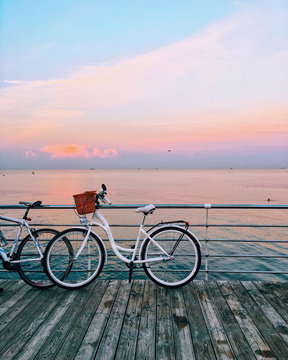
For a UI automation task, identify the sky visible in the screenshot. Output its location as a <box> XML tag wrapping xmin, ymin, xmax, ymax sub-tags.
<box><xmin>0</xmin><ymin>0</ymin><xmax>287</xmax><ymax>169</ymax></box>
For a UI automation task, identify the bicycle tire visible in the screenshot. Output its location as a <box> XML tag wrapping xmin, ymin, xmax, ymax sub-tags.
<box><xmin>16</xmin><ymin>228</ymin><xmax>59</xmax><ymax>289</ymax></box>
<box><xmin>45</xmin><ymin>228</ymin><xmax>106</xmax><ymax>289</ymax></box>
<box><xmin>141</xmin><ymin>225</ymin><xmax>201</xmax><ymax>288</ymax></box>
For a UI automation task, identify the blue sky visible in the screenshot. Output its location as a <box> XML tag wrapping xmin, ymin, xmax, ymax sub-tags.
<box><xmin>0</xmin><ymin>0</ymin><xmax>287</xmax><ymax>169</ymax></box>
<box><xmin>0</xmin><ymin>0</ymin><xmax>234</xmax><ymax>81</ymax></box>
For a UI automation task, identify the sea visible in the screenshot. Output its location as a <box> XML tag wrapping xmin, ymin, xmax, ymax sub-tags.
<box><xmin>0</xmin><ymin>169</ymin><xmax>287</xmax><ymax>281</ymax></box>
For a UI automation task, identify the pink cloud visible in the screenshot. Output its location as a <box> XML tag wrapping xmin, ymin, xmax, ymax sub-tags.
<box><xmin>40</xmin><ymin>144</ymin><xmax>118</xmax><ymax>159</ymax></box>
<box><xmin>40</xmin><ymin>144</ymin><xmax>90</xmax><ymax>158</ymax></box>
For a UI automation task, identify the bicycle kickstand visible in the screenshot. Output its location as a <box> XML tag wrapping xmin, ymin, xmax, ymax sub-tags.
<box><xmin>128</xmin><ymin>261</ymin><xmax>134</xmax><ymax>283</ymax></box>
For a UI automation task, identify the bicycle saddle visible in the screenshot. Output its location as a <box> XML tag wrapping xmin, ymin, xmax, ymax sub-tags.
<box><xmin>135</xmin><ymin>204</ymin><xmax>155</xmax><ymax>215</ymax></box>
<box><xmin>19</xmin><ymin>200</ymin><xmax>42</xmax><ymax>207</ymax></box>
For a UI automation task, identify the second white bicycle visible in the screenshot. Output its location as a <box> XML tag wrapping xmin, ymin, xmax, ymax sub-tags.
<box><xmin>44</xmin><ymin>185</ymin><xmax>201</xmax><ymax>289</ymax></box>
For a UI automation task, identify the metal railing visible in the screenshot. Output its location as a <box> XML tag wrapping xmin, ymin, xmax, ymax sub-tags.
<box><xmin>1</xmin><ymin>203</ymin><xmax>288</xmax><ymax>281</ymax></box>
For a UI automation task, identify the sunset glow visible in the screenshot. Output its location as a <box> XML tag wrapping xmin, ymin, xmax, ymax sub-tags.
<box><xmin>0</xmin><ymin>0</ymin><xmax>287</xmax><ymax>169</ymax></box>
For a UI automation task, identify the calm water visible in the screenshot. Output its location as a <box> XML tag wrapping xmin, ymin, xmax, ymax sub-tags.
<box><xmin>1</xmin><ymin>168</ymin><xmax>288</xmax><ymax>205</ymax></box>
<box><xmin>1</xmin><ymin>169</ymin><xmax>287</xmax><ymax>281</ymax></box>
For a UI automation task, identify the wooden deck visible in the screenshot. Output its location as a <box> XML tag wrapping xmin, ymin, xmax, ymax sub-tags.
<box><xmin>0</xmin><ymin>280</ymin><xmax>288</xmax><ymax>360</ymax></box>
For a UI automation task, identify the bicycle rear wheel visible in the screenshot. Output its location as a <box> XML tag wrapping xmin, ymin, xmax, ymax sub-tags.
<box><xmin>45</xmin><ymin>228</ymin><xmax>106</xmax><ymax>289</ymax></box>
<box><xmin>141</xmin><ymin>226</ymin><xmax>201</xmax><ymax>288</ymax></box>
<box><xmin>16</xmin><ymin>228</ymin><xmax>59</xmax><ymax>289</ymax></box>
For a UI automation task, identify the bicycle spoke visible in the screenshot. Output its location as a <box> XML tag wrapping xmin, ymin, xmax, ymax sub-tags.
<box><xmin>45</xmin><ymin>229</ymin><xmax>105</xmax><ymax>289</ymax></box>
<box><xmin>16</xmin><ymin>228</ymin><xmax>59</xmax><ymax>289</ymax></box>
<box><xmin>141</xmin><ymin>226</ymin><xmax>201</xmax><ymax>288</ymax></box>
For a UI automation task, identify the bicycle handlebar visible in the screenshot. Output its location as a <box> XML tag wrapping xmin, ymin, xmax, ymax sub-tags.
<box><xmin>96</xmin><ymin>184</ymin><xmax>112</xmax><ymax>205</ymax></box>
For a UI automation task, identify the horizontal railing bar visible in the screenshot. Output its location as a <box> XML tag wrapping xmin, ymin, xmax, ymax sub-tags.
<box><xmin>1</xmin><ymin>235</ymin><xmax>288</xmax><ymax>244</ymax></box>
<box><xmin>78</xmin><ymin>238</ymin><xmax>288</xmax><ymax>243</ymax></box>
<box><xmin>202</xmin><ymin>270</ymin><xmax>288</xmax><ymax>274</ymax></box>
<box><xmin>2</xmin><ymin>239</ymin><xmax>288</xmax><ymax>246</ymax></box>
<box><xmin>2</xmin><ymin>234</ymin><xmax>287</xmax><ymax>242</ymax></box>
<box><xmin>1</xmin><ymin>204</ymin><xmax>288</xmax><ymax>210</ymax></box>
<box><xmin>1</xmin><ymin>269</ymin><xmax>287</xmax><ymax>275</ymax></box>
<box><xmin>206</xmin><ymin>224</ymin><xmax>288</xmax><ymax>228</ymax></box>
<box><xmin>206</xmin><ymin>254</ymin><xmax>288</xmax><ymax>258</ymax></box>
<box><xmin>1</xmin><ymin>223</ymin><xmax>287</xmax><ymax>229</ymax></box>
<box><xmin>92</xmin><ymin>238</ymin><xmax>288</xmax><ymax>244</ymax></box>
<box><xmin>100</xmin><ymin>270</ymin><xmax>288</xmax><ymax>275</ymax></box>
<box><xmin>2</xmin><ymin>236</ymin><xmax>288</xmax><ymax>247</ymax></box>
<box><xmin>207</xmin><ymin>224</ymin><xmax>288</xmax><ymax>228</ymax></box>
<box><xmin>1</xmin><ymin>244</ymin><xmax>286</xmax><ymax>259</ymax></box>
<box><xmin>201</xmin><ymin>239</ymin><xmax>288</xmax><ymax>243</ymax></box>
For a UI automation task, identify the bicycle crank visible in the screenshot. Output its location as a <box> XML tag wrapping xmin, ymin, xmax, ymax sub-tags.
<box><xmin>2</xmin><ymin>260</ymin><xmax>19</xmax><ymax>271</ymax></box>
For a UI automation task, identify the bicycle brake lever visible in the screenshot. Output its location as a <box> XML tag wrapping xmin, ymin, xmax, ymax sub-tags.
<box><xmin>103</xmin><ymin>197</ymin><xmax>112</xmax><ymax>205</ymax></box>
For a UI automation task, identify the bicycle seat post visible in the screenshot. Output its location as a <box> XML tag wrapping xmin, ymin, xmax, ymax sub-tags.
<box><xmin>23</xmin><ymin>205</ymin><xmax>31</xmax><ymax>221</ymax></box>
<box><xmin>141</xmin><ymin>214</ymin><xmax>147</xmax><ymax>226</ymax></box>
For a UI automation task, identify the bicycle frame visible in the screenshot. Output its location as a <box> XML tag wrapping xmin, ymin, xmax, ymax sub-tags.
<box><xmin>0</xmin><ymin>214</ymin><xmax>44</xmax><ymax>263</ymax></box>
<box><xmin>76</xmin><ymin>209</ymin><xmax>172</xmax><ymax>265</ymax></box>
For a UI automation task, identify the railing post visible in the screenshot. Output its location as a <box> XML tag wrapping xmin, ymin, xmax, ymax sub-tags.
<box><xmin>204</xmin><ymin>204</ymin><xmax>211</xmax><ymax>281</ymax></box>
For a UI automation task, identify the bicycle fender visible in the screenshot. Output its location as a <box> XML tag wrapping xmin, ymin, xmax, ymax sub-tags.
<box><xmin>72</xmin><ymin>226</ymin><xmax>108</xmax><ymax>262</ymax></box>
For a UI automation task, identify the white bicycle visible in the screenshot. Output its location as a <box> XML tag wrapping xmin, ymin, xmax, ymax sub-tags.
<box><xmin>44</xmin><ymin>185</ymin><xmax>201</xmax><ymax>289</ymax></box>
<box><xmin>0</xmin><ymin>201</ymin><xmax>59</xmax><ymax>289</ymax></box>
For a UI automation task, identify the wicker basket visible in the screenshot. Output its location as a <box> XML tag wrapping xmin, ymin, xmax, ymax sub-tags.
<box><xmin>73</xmin><ymin>190</ymin><xmax>96</xmax><ymax>215</ymax></box>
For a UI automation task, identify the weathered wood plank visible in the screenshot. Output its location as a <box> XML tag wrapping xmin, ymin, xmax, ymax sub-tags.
<box><xmin>136</xmin><ymin>279</ymin><xmax>157</xmax><ymax>360</ymax></box>
<box><xmin>156</xmin><ymin>285</ymin><xmax>175</xmax><ymax>360</ymax></box>
<box><xmin>231</xmin><ymin>281</ymin><xmax>288</xmax><ymax>359</ymax></box>
<box><xmin>75</xmin><ymin>280</ymin><xmax>121</xmax><ymax>360</ymax></box>
<box><xmin>95</xmin><ymin>280</ymin><xmax>133</xmax><ymax>360</ymax></box>
<box><xmin>241</xmin><ymin>281</ymin><xmax>288</xmax><ymax>346</ymax></box>
<box><xmin>170</xmin><ymin>287</ymin><xmax>195</xmax><ymax>360</ymax></box>
<box><xmin>35</xmin><ymin>282</ymin><xmax>101</xmax><ymax>360</ymax></box>
<box><xmin>13</xmin><ymin>289</ymin><xmax>81</xmax><ymax>360</ymax></box>
<box><xmin>183</xmin><ymin>282</ymin><xmax>216</xmax><ymax>359</ymax></box>
<box><xmin>218</xmin><ymin>281</ymin><xmax>275</xmax><ymax>360</ymax></box>
<box><xmin>194</xmin><ymin>281</ymin><xmax>234</xmax><ymax>360</ymax></box>
<box><xmin>0</xmin><ymin>286</ymin><xmax>64</xmax><ymax>359</ymax></box>
<box><xmin>0</xmin><ymin>280</ymin><xmax>287</xmax><ymax>360</ymax></box>
<box><xmin>0</xmin><ymin>281</ymin><xmax>29</xmax><ymax>317</ymax></box>
<box><xmin>0</xmin><ymin>279</ymin><xmax>7</xmax><ymax>286</ymax></box>
<box><xmin>0</xmin><ymin>279</ymin><xmax>12</xmax><ymax>287</ymax></box>
<box><xmin>115</xmin><ymin>280</ymin><xmax>145</xmax><ymax>360</ymax></box>
<box><xmin>264</xmin><ymin>282</ymin><xmax>288</xmax><ymax>304</ymax></box>
<box><xmin>53</xmin><ymin>281</ymin><xmax>109</xmax><ymax>360</ymax></box>
<box><xmin>0</xmin><ymin>286</ymin><xmax>40</xmax><ymax>333</ymax></box>
<box><xmin>253</xmin><ymin>282</ymin><xmax>288</xmax><ymax>323</ymax></box>
<box><xmin>207</xmin><ymin>281</ymin><xmax>256</xmax><ymax>359</ymax></box>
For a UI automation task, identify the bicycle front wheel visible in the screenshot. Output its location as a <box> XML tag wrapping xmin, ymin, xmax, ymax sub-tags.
<box><xmin>141</xmin><ymin>226</ymin><xmax>201</xmax><ymax>288</ymax></box>
<box><xmin>16</xmin><ymin>228</ymin><xmax>59</xmax><ymax>289</ymax></box>
<box><xmin>45</xmin><ymin>228</ymin><xmax>106</xmax><ymax>289</ymax></box>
